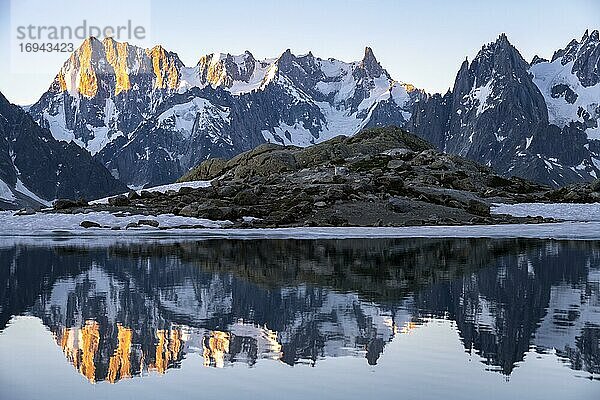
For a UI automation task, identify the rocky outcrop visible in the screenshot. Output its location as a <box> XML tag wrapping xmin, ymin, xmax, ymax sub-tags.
<box><xmin>545</xmin><ymin>179</ymin><xmax>600</xmax><ymax>203</ymax></box>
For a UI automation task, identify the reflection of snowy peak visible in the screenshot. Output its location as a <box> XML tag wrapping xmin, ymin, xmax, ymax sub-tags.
<box><xmin>29</xmin><ymin>40</ymin><xmax>423</xmax><ymax>188</ymax></box>
<box><xmin>3</xmin><ymin>239</ymin><xmax>598</xmax><ymax>381</ymax></box>
<box><xmin>32</xmin><ymin>262</ymin><xmax>400</xmax><ymax>381</ymax></box>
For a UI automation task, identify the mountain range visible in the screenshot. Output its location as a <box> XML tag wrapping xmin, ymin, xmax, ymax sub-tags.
<box><xmin>1</xmin><ymin>30</ymin><xmax>599</xmax><ymax>207</ymax></box>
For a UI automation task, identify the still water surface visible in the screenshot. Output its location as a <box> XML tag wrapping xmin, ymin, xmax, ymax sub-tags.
<box><xmin>0</xmin><ymin>238</ymin><xmax>598</xmax><ymax>399</ymax></box>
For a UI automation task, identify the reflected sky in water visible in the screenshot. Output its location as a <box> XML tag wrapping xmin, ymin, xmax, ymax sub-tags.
<box><xmin>0</xmin><ymin>238</ymin><xmax>598</xmax><ymax>399</ymax></box>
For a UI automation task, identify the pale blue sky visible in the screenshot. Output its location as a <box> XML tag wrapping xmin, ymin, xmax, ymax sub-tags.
<box><xmin>0</xmin><ymin>0</ymin><xmax>598</xmax><ymax>104</ymax></box>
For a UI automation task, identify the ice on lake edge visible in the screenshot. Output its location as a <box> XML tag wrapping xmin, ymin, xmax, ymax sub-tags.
<box><xmin>0</xmin><ymin>203</ymin><xmax>599</xmax><ymax>243</ymax></box>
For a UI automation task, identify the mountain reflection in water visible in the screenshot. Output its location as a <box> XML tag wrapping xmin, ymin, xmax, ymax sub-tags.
<box><xmin>0</xmin><ymin>238</ymin><xmax>598</xmax><ymax>384</ymax></box>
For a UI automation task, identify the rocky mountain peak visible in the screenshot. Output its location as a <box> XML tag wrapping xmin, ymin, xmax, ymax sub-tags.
<box><xmin>146</xmin><ymin>45</ymin><xmax>183</xmax><ymax>90</ymax></box>
<box><xmin>51</xmin><ymin>37</ymin><xmax>183</xmax><ymax>98</ymax></box>
<box><xmin>272</xmin><ymin>48</ymin><xmax>324</xmax><ymax>87</ymax></box>
<box><xmin>551</xmin><ymin>39</ymin><xmax>580</xmax><ymax>63</ymax></box>
<box><xmin>581</xmin><ymin>29</ymin><xmax>599</xmax><ymax>44</ymax></box>
<box><xmin>530</xmin><ymin>55</ymin><xmax>548</xmax><ymax>66</ymax></box>
<box><xmin>277</xmin><ymin>49</ymin><xmax>295</xmax><ymax>66</ymax></box>
<box><xmin>468</xmin><ymin>33</ymin><xmax>530</xmax><ymax>88</ymax></box>
<box><xmin>359</xmin><ymin>46</ymin><xmax>386</xmax><ymax>78</ymax></box>
<box><xmin>197</xmin><ymin>51</ymin><xmax>258</xmax><ymax>88</ymax></box>
<box><xmin>549</xmin><ymin>29</ymin><xmax>600</xmax><ymax>87</ymax></box>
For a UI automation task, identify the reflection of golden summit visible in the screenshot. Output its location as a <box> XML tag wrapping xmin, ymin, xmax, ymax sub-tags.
<box><xmin>203</xmin><ymin>331</ymin><xmax>230</xmax><ymax>368</ymax></box>
<box><xmin>150</xmin><ymin>328</ymin><xmax>183</xmax><ymax>374</ymax></box>
<box><xmin>49</xmin><ymin>315</ymin><xmax>389</xmax><ymax>383</ymax></box>
<box><xmin>57</xmin><ymin>320</ymin><xmax>100</xmax><ymax>383</ymax></box>
<box><xmin>106</xmin><ymin>324</ymin><xmax>132</xmax><ymax>383</ymax></box>
<box><xmin>400</xmin><ymin>321</ymin><xmax>418</xmax><ymax>335</ymax></box>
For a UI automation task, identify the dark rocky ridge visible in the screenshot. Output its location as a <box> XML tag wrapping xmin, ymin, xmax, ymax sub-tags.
<box><xmin>49</xmin><ymin>127</ymin><xmax>571</xmax><ymax>228</ymax></box>
<box><xmin>0</xmin><ymin>91</ymin><xmax>127</xmax><ymax>210</ymax></box>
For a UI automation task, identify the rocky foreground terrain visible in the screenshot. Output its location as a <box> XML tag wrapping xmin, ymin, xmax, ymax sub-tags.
<box><xmin>44</xmin><ymin>126</ymin><xmax>600</xmax><ymax>229</ymax></box>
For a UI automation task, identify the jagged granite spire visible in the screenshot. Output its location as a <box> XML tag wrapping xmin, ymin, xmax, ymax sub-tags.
<box><xmin>360</xmin><ymin>46</ymin><xmax>386</xmax><ymax>77</ymax></box>
<box><xmin>407</xmin><ymin>33</ymin><xmax>596</xmax><ymax>186</ymax></box>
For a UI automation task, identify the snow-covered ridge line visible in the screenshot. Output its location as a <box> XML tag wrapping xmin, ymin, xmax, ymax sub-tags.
<box><xmin>31</xmin><ymin>38</ymin><xmax>422</xmax><ymax>168</ymax></box>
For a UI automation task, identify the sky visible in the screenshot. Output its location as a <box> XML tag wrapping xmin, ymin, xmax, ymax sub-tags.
<box><xmin>0</xmin><ymin>0</ymin><xmax>598</xmax><ymax>105</ymax></box>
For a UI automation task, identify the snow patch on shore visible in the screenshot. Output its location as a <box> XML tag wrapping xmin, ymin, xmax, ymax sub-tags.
<box><xmin>492</xmin><ymin>202</ymin><xmax>600</xmax><ymax>221</ymax></box>
<box><xmin>0</xmin><ymin>210</ymin><xmax>229</xmax><ymax>236</ymax></box>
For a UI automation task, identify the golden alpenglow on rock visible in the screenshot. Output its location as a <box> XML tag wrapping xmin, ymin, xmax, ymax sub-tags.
<box><xmin>401</xmin><ymin>83</ymin><xmax>417</xmax><ymax>92</ymax></box>
<box><xmin>55</xmin><ymin>321</ymin><xmax>102</xmax><ymax>383</ymax></box>
<box><xmin>198</xmin><ymin>54</ymin><xmax>232</xmax><ymax>88</ymax></box>
<box><xmin>106</xmin><ymin>324</ymin><xmax>133</xmax><ymax>383</ymax></box>
<box><xmin>148</xmin><ymin>46</ymin><xmax>179</xmax><ymax>90</ymax></box>
<box><xmin>103</xmin><ymin>38</ymin><xmax>132</xmax><ymax>96</ymax></box>
<box><xmin>80</xmin><ymin>321</ymin><xmax>101</xmax><ymax>382</ymax></box>
<box><xmin>57</xmin><ymin>70</ymin><xmax>67</xmax><ymax>92</ymax></box>
<box><xmin>77</xmin><ymin>39</ymin><xmax>99</xmax><ymax>98</ymax></box>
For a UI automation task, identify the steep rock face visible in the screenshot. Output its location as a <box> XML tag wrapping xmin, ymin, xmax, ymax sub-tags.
<box><xmin>406</xmin><ymin>91</ymin><xmax>451</xmax><ymax>149</ymax></box>
<box><xmin>0</xmin><ymin>91</ymin><xmax>127</xmax><ymax>209</ymax></box>
<box><xmin>29</xmin><ymin>37</ymin><xmax>183</xmax><ymax>156</ymax></box>
<box><xmin>411</xmin><ymin>33</ymin><xmax>600</xmax><ymax>187</ymax></box>
<box><xmin>31</xmin><ymin>40</ymin><xmax>422</xmax><ymax>187</ymax></box>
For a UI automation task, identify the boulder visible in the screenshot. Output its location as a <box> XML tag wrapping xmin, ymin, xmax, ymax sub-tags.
<box><xmin>80</xmin><ymin>220</ymin><xmax>101</xmax><ymax>228</ymax></box>
<box><xmin>54</xmin><ymin>198</ymin><xmax>87</xmax><ymax>210</ymax></box>
<box><xmin>466</xmin><ymin>199</ymin><xmax>491</xmax><ymax>216</ymax></box>
<box><xmin>127</xmin><ymin>190</ymin><xmax>140</xmax><ymax>200</ymax></box>
<box><xmin>138</xmin><ymin>219</ymin><xmax>159</xmax><ymax>227</ymax></box>
<box><xmin>108</xmin><ymin>195</ymin><xmax>130</xmax><ymax>206</ymax></box>
<box><xmin>178</xmin><ymin>204</ymin><xmax>199</xmax><ymax>217</ymax></box>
